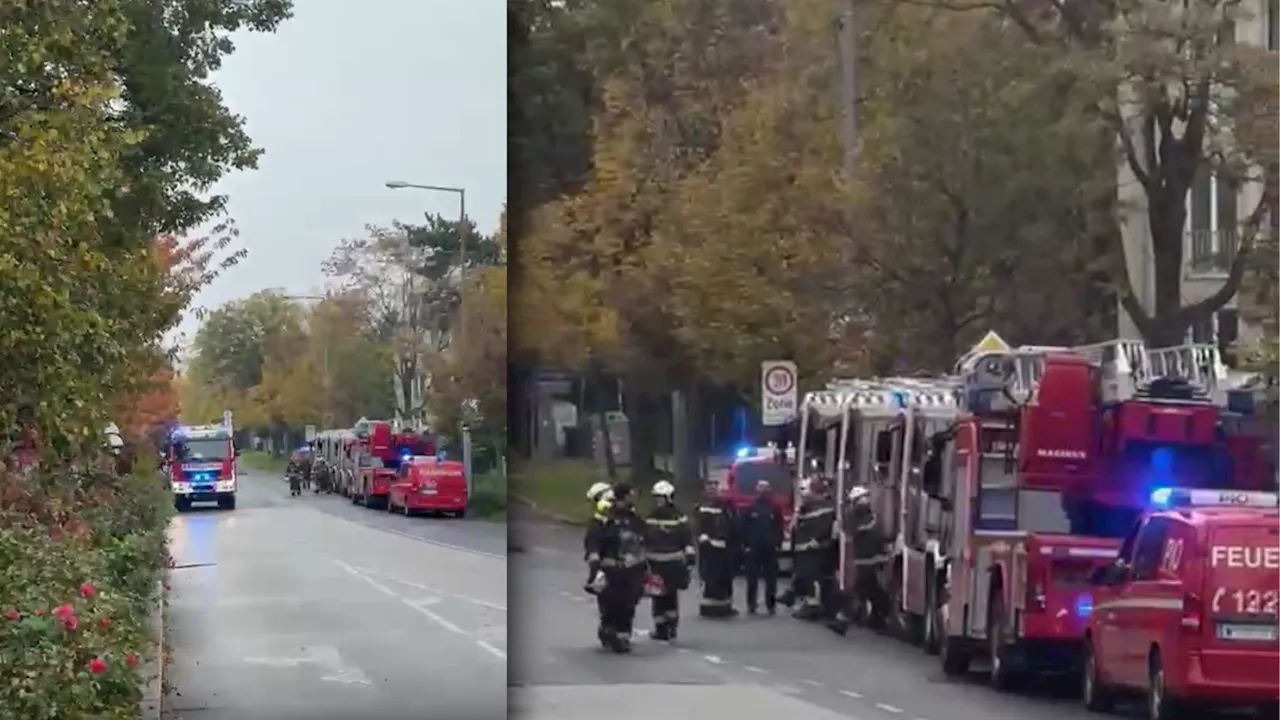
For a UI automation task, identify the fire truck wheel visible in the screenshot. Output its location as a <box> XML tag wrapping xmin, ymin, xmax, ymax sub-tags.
<box><xmin>987</xmin><ymin>592</ymin><xmax>1023</xmax><ymax>692</ymax></box>
<box><xmin>173</xmin><ymin>497</ymin><xmax>190</xmax><ymax>513</ymax></box>
<box><xmin>404</xmin><ymin>502</ymin><xmax>416</xmax><ymax>518</ymax></box>
<box><xmin>1146</xmin><ymin>649</ymin><xmax>1187</xmax><ymax>720</ymax></box>
<box><xmin>217</xmin><ymin>496</ymin><xmax>236</xmax><ymax>511</ymax></box>
<box><xmin>923</xmin><ymin>579</ymin><xmax>942</xmax><ymax>655</ymax></box>
<box><xmin>1081</xmin><ymin>638</ymin><xmax>1114</xmax><ymax>712</ymax></box>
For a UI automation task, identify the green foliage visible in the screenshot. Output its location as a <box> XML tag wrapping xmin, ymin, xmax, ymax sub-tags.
<box><xmin>0</xmin><ymin>466</ymin><xmax>172</xmax><ymax>720</ymax></box>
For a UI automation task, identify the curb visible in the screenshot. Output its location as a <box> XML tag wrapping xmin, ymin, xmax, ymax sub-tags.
<box><xmin>510</xmin><ymin>493</ymin><xmax>587</xmax><ymax>527</ymax></box>
<box><xmin>139</xmin><ymin>578</ymin><xmax>165</xmax><ymax>720</ymax></box>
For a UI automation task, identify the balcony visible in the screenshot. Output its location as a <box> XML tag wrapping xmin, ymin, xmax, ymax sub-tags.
<box><xmin>1184</xmin><ymin>227</ymin><xmax>1239</xmax><ymax>279</ymax></box>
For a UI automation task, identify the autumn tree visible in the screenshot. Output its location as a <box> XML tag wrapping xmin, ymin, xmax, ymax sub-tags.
<box><xmin>924</xmin><ymin>0</ymin><xmax>1279</xmax><ymax>347</ymax></box>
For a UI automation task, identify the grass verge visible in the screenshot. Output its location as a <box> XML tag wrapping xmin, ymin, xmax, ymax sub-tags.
<box><xmin>508</xmin><ymin>458</ymin><xmax>617</xmax><ymax>524</ymax></box>
<box><xmin>237</xmin><ymin>450</ymin><xmax>287</xmax><ymax>474</ymax></box>
<box><xmin>468</xmin><ymin>470</ymin><xmax>507</xmax><ymax>521</ymax></box>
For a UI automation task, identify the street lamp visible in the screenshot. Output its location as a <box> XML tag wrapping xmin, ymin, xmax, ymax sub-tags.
<box><xmin>383</xmin><ymin>180</ymin><xmax>468</xmax><ymax>287</ymax></box>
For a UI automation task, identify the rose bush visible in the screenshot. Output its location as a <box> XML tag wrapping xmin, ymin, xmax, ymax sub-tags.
<box><xmin>0</xmin><ymin>463</ymin><xmax>171</xmax><ymax>720</ymax></box>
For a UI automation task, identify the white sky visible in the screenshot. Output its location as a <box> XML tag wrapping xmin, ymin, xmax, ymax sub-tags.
<box><xmin>174</xmin><ymin>0</ymin><xmax>506</xmax><ymax>350</ymax></box>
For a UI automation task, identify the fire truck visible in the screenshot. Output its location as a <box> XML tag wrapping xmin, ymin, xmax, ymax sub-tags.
<box><xmin>931</xmin><ymin>335</ymin><xmax>1269</xmax><ymax>690</ymax></box>
<box><xmin>340</xmin><ymin>419</ymin><xmax>435</xmax><ymax>510</ymax></box>
<box><xmin>795</xmin><ymin>373</ymin><xmax>964</xmax><ymax>647</ymax></box>
<box><xmin>168</xmin><ymin>423</ymin><xmax>239</xmax><ymax>511</ymax></box>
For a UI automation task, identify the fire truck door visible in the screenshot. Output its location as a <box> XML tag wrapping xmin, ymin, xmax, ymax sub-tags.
<box><xmin>1115</xmin><ymin>518</ymin><xmax>1172</xmax><ymax>684</ymax></box>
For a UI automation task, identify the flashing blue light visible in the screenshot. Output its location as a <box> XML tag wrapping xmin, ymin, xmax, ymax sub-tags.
<box><xmin>735</xmin><ymin>446</ymin><xmax>752</xmax><ymax>459</ymax></box>
<box><xmin>1150</xmin><ymin>447</ymin><xmax>1175</xmax><ymax>474</ymax></box>
<box><xmin>1075</xmin><ymin>595</ymin><xmax>1094</xmax><ymax>618</ymax></box>
<box><xmin>891</xmin><ymin>390</ymin><xmax>909</xmax><ymax>408</ymax></box>
<box><xmin>1150</xmin><ymin>487</ymin><xmax>1173</xmax><ymax>507</ymax></box>
<box><xmin>436</xmin><ymin>450</ymin><xmax>448</xmax><ymax>462</ymax></box>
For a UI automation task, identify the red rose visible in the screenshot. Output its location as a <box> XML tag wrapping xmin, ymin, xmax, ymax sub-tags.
<box><xmin>53</xmin><ymin>604</ymin><xmax>74</xmax><ymax>620</ymax></box>
<box><xmin>79</xmin><ymin>583</ymin><xmax>96</xmax><ymax>598</ymax></box>
<box><xmin>88</xmin><ymin>658</ymin><xmax>107</xmax><ymax>674</ymax></box>
<box><xmin>62</xmin><ymin>615</ymin><xmax>79</xmax><ymax>631</ymax></box>
<box><xmin>99</xmin><ymin>617</ymin><xmax>111</xmax><ymax>629</ymax></box>
<box><xmin>3</xmin><ymin>610</ymin><xmax>18</xmax><ymax>622</ymax></box>
<box><xmin>125</xmin><ymin>655</ymin><xmax>138</xmax><ymax>667</ymax></box>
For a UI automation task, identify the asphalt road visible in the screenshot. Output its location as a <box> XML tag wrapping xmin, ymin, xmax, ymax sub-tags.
<box><xmin>510</xmin><ymin>508</ymin><xmax>1150</xmax><ymax>720</ymax></box>
<box><xmin>163</xmin><ymin>469</ymin><xmax>507</xmax><ymax>720</ymax></box>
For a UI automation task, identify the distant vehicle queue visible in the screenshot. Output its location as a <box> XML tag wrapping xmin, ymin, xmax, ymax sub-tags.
<box><xmin>286</xmin><ymin>418</ymin><xmax>469</xmax><ymax>517</ymax></box>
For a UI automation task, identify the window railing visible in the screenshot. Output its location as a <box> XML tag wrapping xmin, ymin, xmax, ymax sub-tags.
<box><xmin>1185</xmin><ymin>227</ymin><xmax>1239</xmax><ymax>276</ymax></box>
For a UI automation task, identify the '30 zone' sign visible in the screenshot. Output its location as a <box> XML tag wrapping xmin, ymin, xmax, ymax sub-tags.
<box><xmin>761</xmin><ymin>360</ymin><xmax>798</xmax><ymax>427</ymax></box>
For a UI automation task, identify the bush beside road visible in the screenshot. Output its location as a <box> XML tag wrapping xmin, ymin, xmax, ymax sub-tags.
<box><xmin>0</xmin><ymin>466</ymin><xmax>173</xmax><ymax>720</ymax></box>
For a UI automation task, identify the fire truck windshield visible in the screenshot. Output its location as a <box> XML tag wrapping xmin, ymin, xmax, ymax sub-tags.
<box><xmin>174</xmin><ymin>438</ymin><xmax>230</xmax><ymax>462</ymax></box>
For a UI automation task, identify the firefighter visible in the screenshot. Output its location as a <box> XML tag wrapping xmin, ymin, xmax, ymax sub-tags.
<box><xmin>694</xmin><ymin>477</ymin><xmax>738</xmax><ymax>618</ymax></box>
<box><xmin>828</xmin><ymin>485</ymin><xmax>891</xmax><ymax>635</ymax></box>
<box><xmin>644</xmin><ymin>480</ymin><xmax>695</xmax><ymax>640</ymax></box>
<box><xmin>790</xmin><ymin>475</ymin><xmax>837</xmax><ymax>621</ymax></box>
<box><xmin>583</xmin><ymin>482</ymin><xmax>615</xmax><ymax>642</ymax></box>
<box><xmin>741</xmin><ymin>479</ymin><xmax>784</xmax><ymax>615</ymax></box>
<box><xmin>588</xmin><ymin>483</ymin><xmax>648</xmax><ymax>653</ymax></box>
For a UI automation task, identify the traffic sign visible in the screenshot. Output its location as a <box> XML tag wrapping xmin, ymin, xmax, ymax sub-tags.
<box><xmin>970</xmin><ymin>330</ymin><xmax>1010</xmax><ymax>354</ymax></box>
<box><xmin>304</xmin><ymin>425</ymin><xmax>317</xmax><ymax>442</ymax></box>
<box><xmin>222</xmin><ymin>410</ymin><xmax>233</xmax><ymax>429</ymax></box>
<box><xmin>761</xmin><ymin>360</ymin><xmax>798</xmax><ymax>427</ymax></box>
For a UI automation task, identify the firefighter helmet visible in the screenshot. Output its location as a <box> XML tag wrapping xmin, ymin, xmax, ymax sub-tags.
<box><xmin>651</xmin><ymin>480</ymin><xmax>676</xmax><ymax>497</ymax></box>
<box><xmin>587</xmin><ymin>482</ymin><xmax>612</xmax><ymax>502</ymax></box>
<box><xmin>848</xmin><ymin>486</ymin><xmax>870</xmax><ymax>503</ymax></box>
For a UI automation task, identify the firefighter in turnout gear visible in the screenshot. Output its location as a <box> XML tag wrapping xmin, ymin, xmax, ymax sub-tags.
<box><xmin>828</xmin><ymin>485</ymin><xmax>892</xmax><ymax>634</ymax></box>
<box><xmin>694</xmin><ymin>478</ymin><xmax>738</xmax><ymax>618</ymax></box>
<box><xmin>583</xmin><ymin>482</ymin><xmax>615</xmax><ymax>624</ymax></box>
<box><xmin>586</xmin><ymin>483</ymin><xmax>648</xmax><ymax>653</ymax></box>
<box><xmin>789</xmin><ymin>476</ymin><xmax>837</xmax><ymax>621</ymax></box>
<box><xmin>644</xmin><ymin>480</ymin><xmax>695</xmax><ymax>640</ymax></box>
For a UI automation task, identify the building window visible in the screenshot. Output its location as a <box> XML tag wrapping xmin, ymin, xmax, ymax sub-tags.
<box><xmin>1189</xmin><ymin>313</ymin><xmax>1216</xmax><ymax>345</ymax></box>
<box><xmin>1187</xmin><ymin>168</ymin><xmax>1239</xmax><ymax>272</ymax></box>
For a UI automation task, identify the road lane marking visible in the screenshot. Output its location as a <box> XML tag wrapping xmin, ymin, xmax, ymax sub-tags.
<box><xmin>333</xmin><ymin>559</ymin><xmax>506</xmax><ymax>661</ymax></box>
<box><xmin>703</xmin><ymin>654</ymin><xmax>723</xmax><ymax>664</ymax></box>
<box><xmin>801</xmin><ymin>678</ymin><xmax>823</xmax><ymax>687</ymax></box>
<box><xmin>243</xmin><ymin>646</ymin><xmax>372</xmax><ymax>687</ymax></box>
<box><xmin>743</xmin><ymin>665</ymin><xmax>767</xmax><ymax>674</ymax></box>
<box><xmin>839</xmin><ymin>689</ymin><xmax>863</xmax><ymax>699</ymax></box>
<box><xmin>348</xmin><ymin>565</ymin><xmax>507</xmax><ymax>611</ymax></box>
<box><xmin>875</xmin><ymin>703</ymin><xmax>904</xmax><ymax>714</ymax></box>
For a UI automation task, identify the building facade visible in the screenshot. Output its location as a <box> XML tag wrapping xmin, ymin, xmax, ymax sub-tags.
<box><xmin>1118</xmin><ymin>0</ymin><xmax>1279</xmax><ymax>356</ymax></box>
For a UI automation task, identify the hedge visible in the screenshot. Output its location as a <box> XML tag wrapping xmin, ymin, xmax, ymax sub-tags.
<box><xmin>0</xmin><ymin>463</ymin><xmax>172</xmax><ymax>720</ymax></box>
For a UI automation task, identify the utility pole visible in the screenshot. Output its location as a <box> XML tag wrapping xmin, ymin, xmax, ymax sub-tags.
<box><xmin>838</xmin><ymin>0</ymin><xmax>858</xmax><ymax>184</ymax></box>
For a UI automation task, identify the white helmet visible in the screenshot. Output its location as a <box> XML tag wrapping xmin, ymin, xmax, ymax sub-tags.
<box><xmin>587</xmin><ymin>482</ymin><xmax>612</xmax><ymax>502</ymax></box>
<box><xmin>651</xmin><ymin>480</ymin><xmax>675</xmax><ymax>497</ymax></box>
<box><xmin>798</xmin><ymin>477</ymin><xmax>813</xmax><ymax>495</ymax></box>
<box><xmin>848</xmin><ymin>486</ymin><xmax>870</xmax><ymax>503</ymax></box>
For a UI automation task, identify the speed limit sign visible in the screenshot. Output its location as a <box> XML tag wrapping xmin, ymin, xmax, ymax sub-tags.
<box><xmin>761</xmin><ymin>360</ymin><xmax>798</xmax><ymax>426</ymax></box>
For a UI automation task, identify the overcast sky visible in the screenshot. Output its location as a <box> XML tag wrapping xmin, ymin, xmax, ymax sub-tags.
<box><xmin>177</xmin><ymin>0</ymin><xmax>506</xmax><ymax>347</ymax></box>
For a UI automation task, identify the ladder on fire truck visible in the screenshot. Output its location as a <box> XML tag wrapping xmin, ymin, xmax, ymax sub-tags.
<box><xmin>956</xmin><ymin>333</ymin><xmax>1229</xmax><ymax>408</ymax></box>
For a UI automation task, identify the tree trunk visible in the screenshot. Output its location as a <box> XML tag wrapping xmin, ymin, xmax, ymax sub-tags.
<box><xmin>624</xmin><ymin>383</ymin><xmax>657</xmax><ymax>488</ymax></box>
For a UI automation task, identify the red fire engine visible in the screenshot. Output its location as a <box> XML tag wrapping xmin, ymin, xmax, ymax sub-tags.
<box><xmin>342</xmin><ymin>419</ymin><xmax>435</xmax><ymax>509</ymax></box>
<box><xmin>933</xmin><ymin>334</ymin><xmax>1268</xmax><ymax>691</ymax></box>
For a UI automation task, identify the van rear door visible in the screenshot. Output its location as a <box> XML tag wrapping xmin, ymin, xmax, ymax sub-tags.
<box><xmin>1203</xmin><ymin>520</ymin><xmax>1280</xmax><ymax>653</ymax></box>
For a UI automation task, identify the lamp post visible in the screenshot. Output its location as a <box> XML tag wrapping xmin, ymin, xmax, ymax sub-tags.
<box><xmin>384</xmin><ymin>181</ymin><xmax>468</xmax><ymax>291</ymax></box>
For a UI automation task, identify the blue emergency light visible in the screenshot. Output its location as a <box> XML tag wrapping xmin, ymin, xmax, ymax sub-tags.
<box><xmin>1075</xmin><ymin>595</ymin><xmax>1094</xmax><ymax>618</ymax></box>
<box><xmin>1150</xmin><ymin>487</ymin><xmax>1279</xmax><ymax>509</ymax></box>
<box><xmin>735</xmin><ymin>445</ymin><xmax>753</xmax><ymax>460</ymax></box>
<box><xmin>891</xmin><ymin>390</ymin><xmax>909</xmax><ymax>408</ymax></box>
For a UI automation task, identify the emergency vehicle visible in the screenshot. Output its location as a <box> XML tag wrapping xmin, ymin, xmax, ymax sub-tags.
<box><xmin>342</xmin><ymin>419</ymin><xmax>435</xmax><ymax>510</ymax></box>
<box><xmin>387</xmin><ymin>455</ymin><xmax>468</xmax><ymax>517</ymax></box>
<box><xmin>1082</xmin><ymin>488</ymin><xmax>1279</xmax><ymax>720</ymax></box>
<box><xmin>795</xmin><ymin>373</ymin><xmax>964</xmax><ymax>648</ymax></box>
<box><xmin>722</xmin><ymin>444</ymin><xmax>796</xmax><ymax>573</ymax></box>
<box><xmin>934</xmin><ymin>334</ymin><xmax>1267</xmax><ymax>690</ymax></box>
<box><xmin>168</xmin><ymin>423</ymin><xmax>238</xmax><ymax>511</ymax></box>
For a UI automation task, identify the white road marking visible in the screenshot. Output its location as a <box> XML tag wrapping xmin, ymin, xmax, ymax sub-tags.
<box><xmin>243</xmin><ymin>646</ymin><xmax>372</xmax><ymax>687</ymax></box>
<box><xmin>339</xmin><ymin>520</ymin><xmax>504</xmax><ymax>560</ymax></box>
<box><xmin>349</xmin><ymin>564</ymin><xmax>507</xmax><ymax>611</ymax></box>
<box><xmin>744</xmin><ymin>665</ymin><xmax>767</xmax><ymax>674</ymax></box>
<box><xmin>839</xmin><ymin>689</ymin><xmax>863</xmax><ymax>699</ymax></box>
<box><xmin>801</xmin><ymin>678</ymin><xmax>824</xmax><ymax>687</ymax></box>
<box><xmin>875</xmin><ymin>703</ymin><xmax>904</xmax><ymax>714</ymax></box>
<box><xmin>703</xmin><ymin>654</ymin><xmax>723</xmax><ymax>664</ymax></box>
<box><xmin>333</xmin><ymin>559</ymin><xmax>506</xmax><ymax>661</ymax></box>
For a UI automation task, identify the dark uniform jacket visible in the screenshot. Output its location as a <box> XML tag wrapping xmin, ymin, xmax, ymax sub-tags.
<box><xmin>583</xmin><ymin>508</ymin><xmax>609</xmax><ymax>562</ymax></box>
<box><xmin>741</xmin><ymin>495</ymin><xmax>785</xmax><ymax>553</ymax></box>
<box><xmin>846</xmin><ymin>501</ymin><xmax>889</xmax><ymax>566</ymax></box>
<box><xmin>587</xmin><ymin>507</ymin><xmax>647</xmax><ymax>575</ymax></box>
<box><xmin>644</xmin><ymin>504</ymin><xmax>693</xmax><ymax>590</ymax></box>
<box><xmin>694</xmin><ymin>496</ymin><xmax>736</xmax><ymax>550</ymax></box>
<box><xmin>792</xmin><ymin>496</ymin><xmax>836</xmax><ymax>554</ymax></box>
